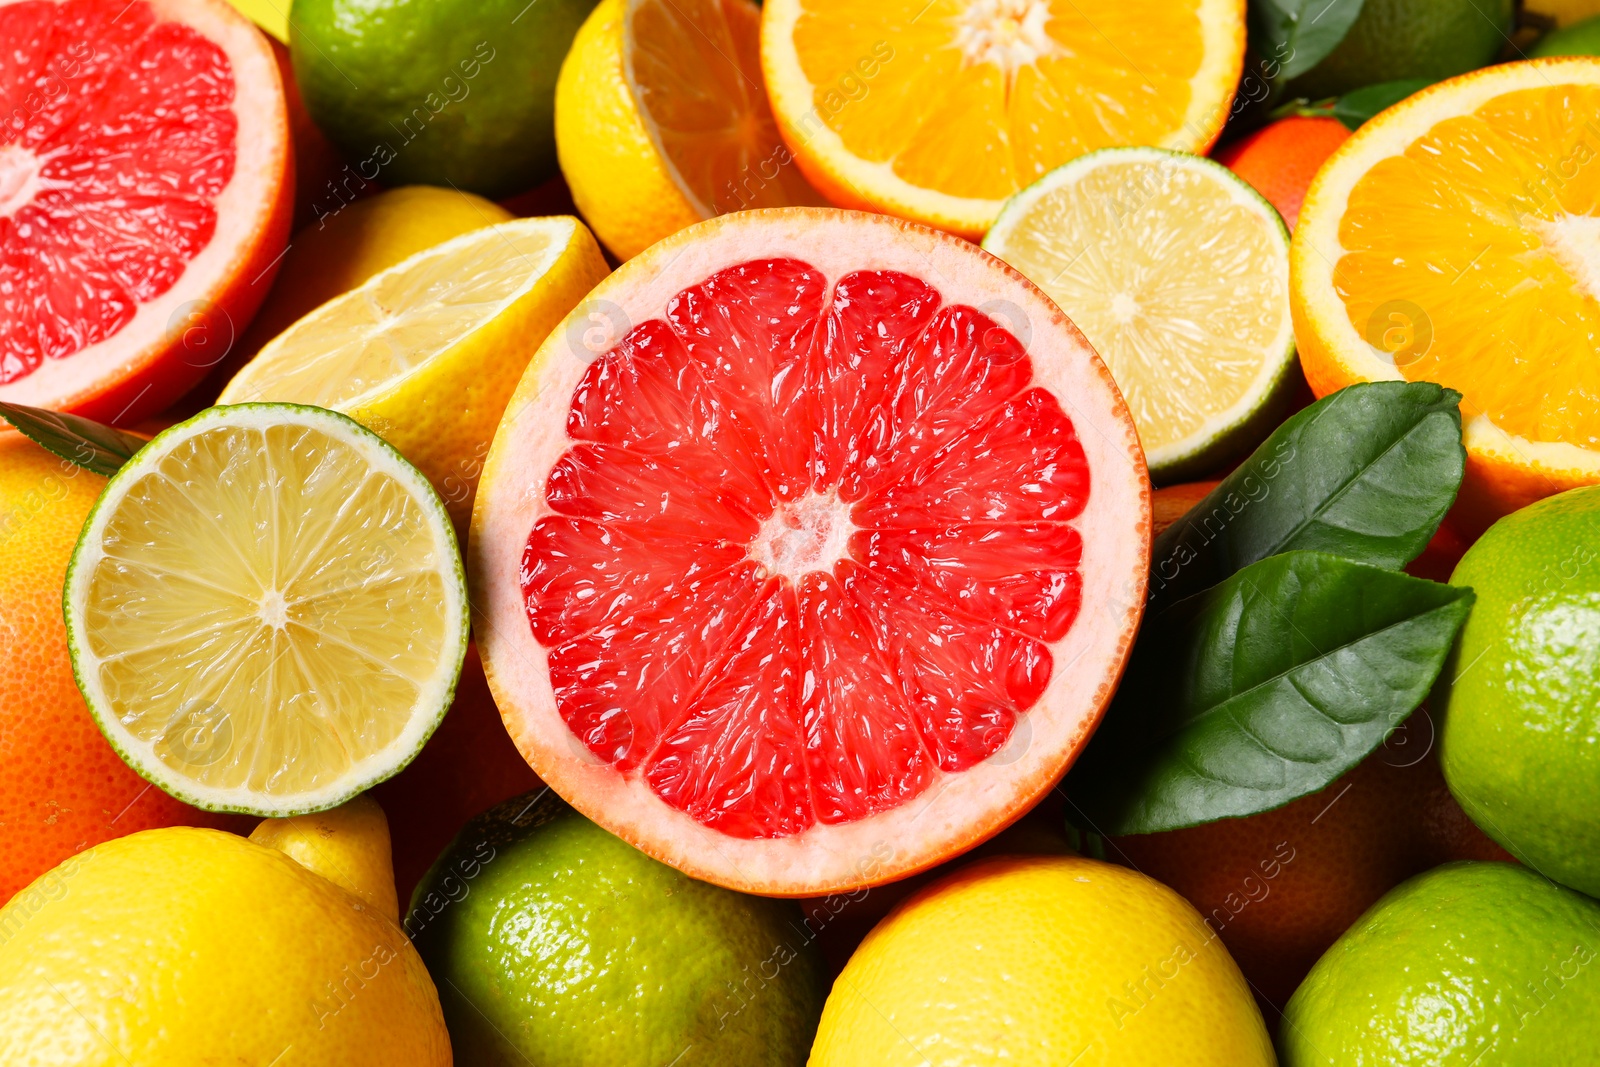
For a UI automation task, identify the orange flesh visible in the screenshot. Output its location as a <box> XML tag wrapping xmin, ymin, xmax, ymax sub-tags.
<box><xmin>1335</xmin><ymin>84</ymin><xmax>1600</xmax><ymax>446</ymax></box>
<box><xmin>790</xmin><ymin>0</ymin><xmax>1203</xmax><ymax>198</ymax></box>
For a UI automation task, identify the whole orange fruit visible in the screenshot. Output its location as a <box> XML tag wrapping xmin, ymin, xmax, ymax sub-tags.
<box><xmin>0</xmin><ymin>433</ymin><xmax>239</xmax><ymax>906</ymax></box>
<box><xmin>1214</xmin><ymin>116</ymin><xmax>1350</xmax><ymax>230</ymax></box>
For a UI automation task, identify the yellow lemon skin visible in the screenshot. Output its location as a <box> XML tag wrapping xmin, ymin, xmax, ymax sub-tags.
<box><xmin>250</xmin><ymin>795</ymin><xmax>400</xmax><ymax>921</ymax></box>
<box><xmin>809</xmin><ymin>855</ymin><xmax>1273</xmax><ymax>1067</ymax></box>
<box><xmin>0</xmin><ymin>827</ymin><xmax>449</xmax><ymax>1067</ymax></box>
<box><xmin>242</xmin><ymin>185</ymin><xmax>515</xmax><ymax>356</ymax></box>
<box><xmin>554</xmin><ymin>0</ymin><xmax>701</xmax><ymax>260</ymax></box>
<box><xmin>1529</xmin><ymin>0</ymin><xmax>1600</xmax><ymax>25</ymax></box>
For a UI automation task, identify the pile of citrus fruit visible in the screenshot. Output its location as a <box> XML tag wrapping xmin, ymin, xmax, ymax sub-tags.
<box><xmin>3</xmin><ymin>0</ymin><xmax>1600</xmax><ymax>1063</ymax></box>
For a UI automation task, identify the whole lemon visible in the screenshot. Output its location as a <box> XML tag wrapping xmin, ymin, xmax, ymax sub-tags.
<box><xmin>1438</xmin><ymin>485</ymin><xmax>1600</xmax><ymax>896</ymax></box>
<box><xmin>0</xmin><ymin>799</ymin><xmax>448</xmax><ymax>1066</ymax></box>
<box><xmin>809</xmin><ymin>854</ymin><xmax>1274</xmax><ymax>1067</ymax></box>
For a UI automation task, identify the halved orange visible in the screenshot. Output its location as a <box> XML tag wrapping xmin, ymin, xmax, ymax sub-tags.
<box><xmin>1294</xmin><ymin>59</ymin><xmax>1600</xmax><ymax>534</ymax></box>
<box><xmin>555</xmin><ymin>0</ymin><xmax>822</xmax><ymax>260</ymax></box>
<box><xmin>760</xmin><ymin>0</ymin><xmax>1246</xmax><ymax>238</ymax></box>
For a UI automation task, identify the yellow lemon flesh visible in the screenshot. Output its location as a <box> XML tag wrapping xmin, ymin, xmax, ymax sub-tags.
<box><xmin>221</xmin><ymin>216</ymin><xmax>609</xmax><ymax>528</ymax></box>
<box><xmin>810</xmin><ymin>854</ymin><xmax>1273</xmax><ymax>1067</ymax></box>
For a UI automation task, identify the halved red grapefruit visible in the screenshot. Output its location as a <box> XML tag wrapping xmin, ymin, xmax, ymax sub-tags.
<box><xmin>0</xmin><ymin>0</ymin><xmax>291</xmax><ymax>423</ymax></box>
<box><xmin>470</xmin><ymin>208</ymin><xmax>1150</xmax><ymax>895</ymax></box>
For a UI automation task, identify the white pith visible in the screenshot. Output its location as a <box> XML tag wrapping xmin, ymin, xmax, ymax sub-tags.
<box><xmin>469</xmin><ymin>209</ymin><xmax>1151</xmax><ymax>896</ymax></box>
<box><xmin>0</xmin><ymin>0</ymin><xmax>288</xmax><ymax>413</ymax></box>
<box><xmin>954</xmin><ymin>0</ymin><xmax>1058</xmax><ymax>72</ymax></box>
<box><xmin>64</xmin><ymin>405</ymin><xmax>469</xmax><ymax>817</ymax></box>
<box><xmin>1533</xmin><ymin>214</ymin><xmax>1600</xmax><ymax>303</ymax></box>
<box><xmin>748</xmin><ymin>489</ymin><xmax>857</xmax><ymax>582</ymax></box>
<box><xmin>0</xmin><ymin>143</ymin><xmax>53</xmax><ymax>219</ymax></box>
<box><xmin>1295</xmin><ymin>58</ymin><xmax>1600</xmax><ymax>480</ymax></box>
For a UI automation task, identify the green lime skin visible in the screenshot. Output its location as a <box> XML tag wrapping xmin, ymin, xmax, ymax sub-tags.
<box><xmin>407</xmin><ymin>792</ymin><xmax>825</xmax><ymax>1066</ymax></box>
<box><xmin>1288</xmin><ymin>0</ymin><xmax>1514</xmax><ymax>99</ymax></box>
<box><xmin>290</xmin><ymin>0</ymin><xmax>598</xmax><ymax>198</ymax></box>
<box><xmin>1438</xmin><ymin>486</ymin><xmax>1600</xmax><ymax>897</ymax></box>
<box><xmin>1280</xmin><ymin>862</ymin><xmax>1600</xmax><ymax>1065</ymax></box>
<box><xmin>1531</xmin><ymin>15</ymin><xmax>1600</xmax><ymax>56</ymax></box>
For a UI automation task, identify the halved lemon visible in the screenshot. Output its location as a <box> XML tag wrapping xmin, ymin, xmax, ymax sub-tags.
<box><xmin>761</xmin><ymin>0</ymin><xmax>1247</xmax><ymax>238</ymax></box>
<box><xmin>984</xmin><ymin>148</ymin><xmax>1295</xmax><ymax>481</ymax></box>
<box><xmin>1294</xmin><ymin>58</ymin><xmax>1600</xmax><ymax>533</ymax></box>
<box><xmin>555</xmin><ymin>0</ymin><xmax>823</xmax><ymax>260</ymax></box>
<box><xmin>64</xmin><ymin>404</ymin><xmax>468</xmax><ymax>817</ymax></box>
<box><xmin>219</xmin><ymin>216</ymin><xmax>608</xmax><ymax>530</ymax></box>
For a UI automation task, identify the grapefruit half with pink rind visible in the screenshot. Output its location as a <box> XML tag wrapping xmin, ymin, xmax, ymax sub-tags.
<box><xmin>0</xmin><ymin>0</ymin><xmax>291</xmax><ymax>423</ymax></box>
<box><xmin>470</xmin><ymin>208</ymin><xmax>1149</xmax><ymax>896</ymax></box>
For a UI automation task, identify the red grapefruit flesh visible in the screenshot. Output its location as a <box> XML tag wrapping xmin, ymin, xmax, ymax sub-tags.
<box><xmin>471</xmin><ymin>209</ymin><xmax>1150</xmax><ymax>895</ymax></box>
<box><xmin>0</xmin><ymin>0</ymin><xmax>290</xmax><ymax>423</ymax></box>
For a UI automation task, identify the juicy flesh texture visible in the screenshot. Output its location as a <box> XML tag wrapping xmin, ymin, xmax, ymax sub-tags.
<box><xmin>523</xmin><ymin>259</ymin><xmax>1091</xmax><ymax>839</ymax></box>
<box><xmin>629</xmin><ymin>0</ymin><xmax>818</xmax><ymax>215</ymax></box>
<box><xmin>0</xmin><ymin>0</ymin><xmax>237</xmax><ymax>383</ymax></box>
<box><xmin>791</xmin><ymin>0</ymin><xmax>1203</xmax><ymax>199</ymax></box>
<box><xmin>82</xmin><ymin>423</ymin><xmax>452</xmax><ymax>795</ymax></box>
<box><xmin>1336</xmin><ymin>84</ymin><xmax>1600</xmax><ymax>446</ymax></box>
<box><xmin>996</xmin><ymin>158</ymin><xmax>1289</xmax><ymax>455</ymax></box>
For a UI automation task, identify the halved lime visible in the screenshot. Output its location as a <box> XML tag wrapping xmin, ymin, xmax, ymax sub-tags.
<box><xmin>64</xmin><ymin>404</ymin><xmax>468</xmax><ymax>816</ymax></box>
<box><xmin>983</xmin><ymin>147</ymin><xmax>1296</xmax><ymax>483</ymax></box>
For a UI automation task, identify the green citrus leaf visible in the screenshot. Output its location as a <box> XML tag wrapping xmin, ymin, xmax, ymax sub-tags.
<box><xmin>1249</xmin><ymin>0</ymin><xmax>1367</xmax><ymax>83</ymax></box>
<box><xmin>0</xmin><ymin>401</ymin><xmax>145</xmax><ymax>477</ymax></box>
<box><xmin>1069</xmin><ymin>551</ymin><xmax>1474</xmax><ymax>836</ymax></box>
<box><xmin>1149</xmin><ymin>381</ymin><xmax>1463</xmax><ymax>611</ymax></box>
<box><xmin>1334</xmin><ymin>79</ymin><xmax>1433</xmax><ymax>129</ymax></box>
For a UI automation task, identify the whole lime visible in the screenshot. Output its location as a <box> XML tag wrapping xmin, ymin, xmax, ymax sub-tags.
<box><xmin>1280</xmin><ymin>862</ymin><xmax>1600</xmax><ymax>1065</ymax></box>
<box><xmin>1438</xmin><ymin>485</ymin><xmax>1600</xmax><ymax>896</ymax></box>
<box><xmin>289</xmin><ymin>0</ymin><xmax>598</xmax><ymax>197</ymax></box>
<box><xmin>408</xmin><ymin>791</ymin><xmax>825</xmax><ymax>1066</ymax></box>
<box><xmin>1288</xmin><ymin>0</ymin><xmax>1514</xmax><ymax>99</ymax></box>
<box><xmin>1531</xmin><ymin>14</ymin><xmax>1600</xmax><ymax>55</ymax></box>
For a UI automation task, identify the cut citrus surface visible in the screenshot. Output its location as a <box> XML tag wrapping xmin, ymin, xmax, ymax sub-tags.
<box><xmin>760</xmin><ymin>0</ymin><xmax>1246</xmax><ymax>238</ymax></box>
<box><xmin>63</xmin><ymin>404</ymin><xmax>469</xmax><ymax>816</ymax></box>
<box><xmin>984</xmin><ymin>149</ymin><xmax>1295</xmax><ymax>482</ymax></box>
<box><xmin>218</xmin><ymin>217</ymin><xmax>609</xmax><ymax>529</ymax></box>
<box><xmin>556</xmin><ymin>0</ymin><xmax>822</xmax><ymax>261</ymax></box>
<box><xmin>1294</xmin><ymin>58</ymin><xmax>1600</xmax><ymax>534</ymax></box>
<box><xmin>0</xmin><ymin>0</ymin><xmax>291</xmax><ymax>423</ymax></box>
<box><xmin>470</xmin><ymin>208</ymin><xmax>1150</xmax><ymax>895</ymax></box>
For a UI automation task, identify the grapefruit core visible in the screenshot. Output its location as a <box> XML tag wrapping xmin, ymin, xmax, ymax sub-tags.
<box><xmin>0</xmin><ymin>0</ymin><xmax>291</xmax><ymax>424</ymax></box>
<box><xmin>470</xmin><ymin>209</ymin><xmax>1150</xmax><ymax>895</ymax></box>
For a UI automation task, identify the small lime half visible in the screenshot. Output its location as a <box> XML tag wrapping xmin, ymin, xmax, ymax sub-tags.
<box><xmin>64</xmin><ymin>403</ymin><xmax>469</xmax><ymax>817</ymax></box>
<box><xmin>984</xmin><ymin>147</ymin><xmax>1297</xmax><ymax>483</ymax></box>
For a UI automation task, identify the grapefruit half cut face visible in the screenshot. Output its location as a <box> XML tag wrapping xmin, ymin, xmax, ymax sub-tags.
<box><xmin>471</xmin><ymin>209</ymin><xmax>1149</xmax><ymax>895</ymax></box>
<box><xmin>0</xmin><ymin>0</ymin><xmax>290</xmax><ymax>422</ymax></box>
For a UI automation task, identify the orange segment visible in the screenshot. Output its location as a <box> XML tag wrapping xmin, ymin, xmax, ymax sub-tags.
<box><xmin>1292</xmin><ymin>58</ymin><xmax>1600</xmax><ymax>533</ymax></box>
<box><xmin>762</xmin><ymin>0</ymin><xmax>1245</xmax><ymax>236</ymax></box>
<box><xmin>1334</xmin><ymin>85</ymin><xmax>1600</xmax><ymax>446</ymax></box>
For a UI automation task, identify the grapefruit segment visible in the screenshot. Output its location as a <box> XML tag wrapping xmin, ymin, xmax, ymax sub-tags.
<box><xmin>473</xmin><ymin>209</ymin><xmax>1148</xmax><ymax>894</ymax></box>
<box><xmin>0</xmin><ymin>0</ymin><xmax>289</xmax><ymax>421</ymax></box>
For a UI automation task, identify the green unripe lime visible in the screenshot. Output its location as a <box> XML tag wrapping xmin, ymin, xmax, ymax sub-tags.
<box><xmin>1438</xmin><ymin>485</ymin><xmax>1600</xmax><ymax>897</ymax></box>
<box><xmin>1281</xmin><ymin>862</ymin><xmax>1600</xmax><ymax>1065</ymax></box>
<box><xmin>290</xmin><ymin>0</ymin><xmax>598</xmax><ymax>198</ymax></box>
<box><xmin>1289</xmin><ymin>0</ymin><xmax>1514</xmax><ymax>99</ymax></box>
<box><xmin>1531</xmin><ymin>14</ymin><xmax>1600</xmax><ymax>55</ymax></box>
<box><xmin>408</xmin><ymin>791</ymin><xmax>825</xmax><ymax>1066</ymax></box>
